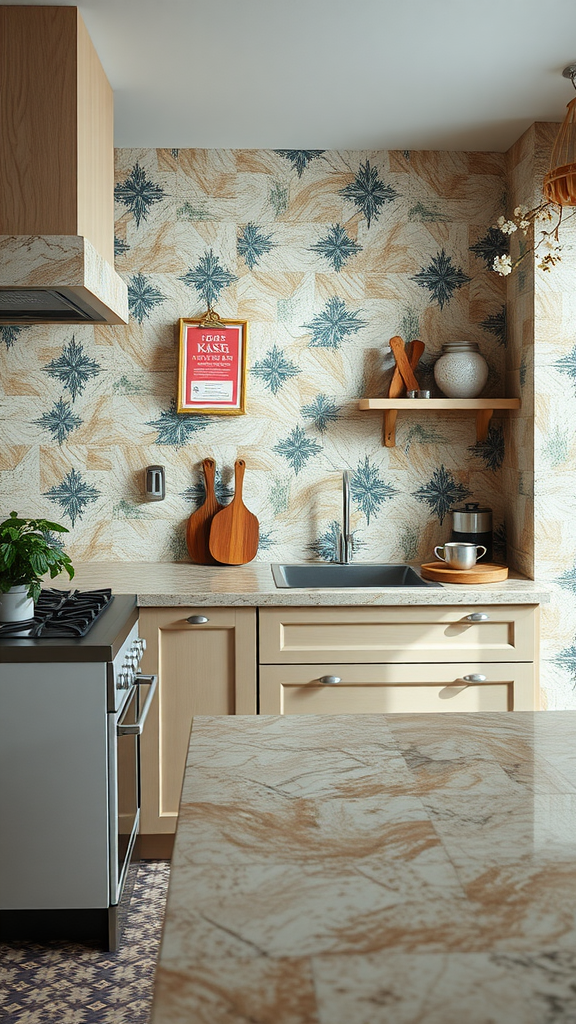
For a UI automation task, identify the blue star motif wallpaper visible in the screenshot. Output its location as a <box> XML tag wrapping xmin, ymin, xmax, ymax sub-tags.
<box><xmin>351</xmin><ymin>457</ymin><xmax>398</xmax><ymax>525</ymax></box>
<box><xmin>128</xmin><ymin>274</ymin><xmax>167</xmax><ymax>323</ymax></box>
<box><xmin>469</xmin><ymin>227</ymin><xmax>508</xmax><ymax>269</ymax></box>
<box><xmin>411</xmin><ymin>250</ymin><xmax>470</xmax><ymax>310</ymax></box>
<box><xmin>339</xmin><ymin>160</ymin><xmax>399</xmax><ymax>227</ymax></box>
<box><xmin>304</xmin><ymin>297</ymin><xmax>367</xmax><ymax>349</ymax></box>
<box><xmin>481</xmin><ymin>307</ymin><xmax>506</xmax><ymax>346</ymax></box>
<box><xmin>146</xmin><ymin>402</ymin><xmax>209</xmax><ymax>446</ymax></box>
<box><xmin>44</xmin><ymin>469</ymin><xmax>100</xmax><ymax>527</ymax></box>
<box><xmin>114</xmin><ymin>162</ymin><xmax>166</xmax><ymax>226</ymax></box>
<box><xmin>309</xmin><ymin>225</ymin><xmax>362</xmax><ymax>271</ymax></box>
<box><xmin>43</xmin><ymin>336</ymin><xmax>101</xmax><ymax>402</ymax></box>
<box><xmin>0</xmin><ymin>325</ymin><xmax>29</xmax><ymax>350</ymax></box>
<box><xmin>274</xmin><ymin>150</ymin><xmax>325</xmax><ymax>177</ymax></box>
<box><xmin>413</xmin><ymin>466</ymin><xmax>470</xmax><ymax>525</ymax></box>
<box><xmin>237</xmin><ymin>223</ymin><xmax>276</xmax><ymax>270</ymax></box>
<box><xmin>34</xmin><ymin>398</ymin><xmax>82</xmax><ymax>446</ymax></box>
<box><xmin>180</xmin><ymin>250</ymin><xmax>237</xmax><ymax>308</ymax></box>
<box><xmin>301</xmin><ymin>394</ymin><xmax>340</xmax><ymax>434</ymax></box>
<box><xmin>252</xmin><ymin>345</ymin><xmax>300</xmax><ymax>395</ymax></box>
<box><xmin>273</xmin><ymin>426</ymin><xmax>322</xmax><ymax>474</ymax></box>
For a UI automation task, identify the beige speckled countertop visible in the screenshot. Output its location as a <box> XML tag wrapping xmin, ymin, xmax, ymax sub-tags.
<box><xmin>53</xmin><ymin>561</ymin><xmax>550</xmax><ymax>606</ymax></box>
<box><xmin>150</xmin><ymin>712</ymin><xmax>576</xmax><ymax>1024</ymax></box>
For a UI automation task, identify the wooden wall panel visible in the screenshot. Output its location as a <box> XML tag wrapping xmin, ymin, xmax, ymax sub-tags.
<box><xmin>76</xmin><ymin>11</ymin><xmax>114</xmax><ymax>264</ymax></box>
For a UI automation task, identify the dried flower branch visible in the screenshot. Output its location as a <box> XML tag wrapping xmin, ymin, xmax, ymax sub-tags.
<box><xmin>491</xmin><ymin>201</ymin><xmax>576</xmax><ymax>275</ymax></box>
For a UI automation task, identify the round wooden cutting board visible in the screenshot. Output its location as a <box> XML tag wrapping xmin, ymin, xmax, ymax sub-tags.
<box><xmin>420</xmin><ymin>561</ymin><xmax>509</xmax><ymax>584</ymax></box>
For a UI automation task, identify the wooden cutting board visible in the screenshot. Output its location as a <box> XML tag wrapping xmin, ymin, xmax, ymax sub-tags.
<box><xmin>186</xmin><ymin>458</ymin><xmax>223</xmax><ymax>564</ymax></box>
<box><xmin>421</xmin><ymin>561</ymin><xmax>509</xmax><ymax>584</ymax></box>
<box><xmin>208</xmin><ymin>459</ymin><xmax>259</xmax><ymax>565</ymax></box>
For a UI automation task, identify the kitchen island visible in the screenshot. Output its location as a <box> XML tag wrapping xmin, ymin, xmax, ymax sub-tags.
<box><xmin>150</xmin><ymin>712</ymin><xmax>576</xmax><ymax>1024</ymax></box>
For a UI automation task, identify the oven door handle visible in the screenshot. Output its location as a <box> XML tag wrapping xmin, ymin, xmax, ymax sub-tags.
<box><xmin>117</xmin><ymin>674</ymin><xmax>158</xmax><ymax>736</ymax></box>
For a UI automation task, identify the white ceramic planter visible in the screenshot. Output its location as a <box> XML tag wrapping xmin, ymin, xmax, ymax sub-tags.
<box><xmin>0</xmin><ymin>585</ymin><xmax>35</xmax><ymax>623</ymax></box>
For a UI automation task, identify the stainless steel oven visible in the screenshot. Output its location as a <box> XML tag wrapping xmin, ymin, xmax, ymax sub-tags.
<box><xmin>0</xmin><ymin>591</ymin><xmax>156</xmax><ymax>950</ymax></box>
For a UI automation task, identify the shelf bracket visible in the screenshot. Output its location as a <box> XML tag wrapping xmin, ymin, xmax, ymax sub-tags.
<box><xmin>383</xmin><ymin>410</ymin><xmax>398</xmax><ymax>447</ymax></box>
<box><xmin>475</xmin><ymin>408</ymin><xmax>493</xmax><ymax>442</ymax></box>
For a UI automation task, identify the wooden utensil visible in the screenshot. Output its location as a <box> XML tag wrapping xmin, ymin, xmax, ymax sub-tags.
<box><xmin>384</xmin><ymin>338</ymin><xmax>426</xmax><ymax>446</ymax></box>
<box><xmin>389</xmin><ymin>335</ymin><xmax>420</xmax><ymax>393</ymax></box>
<box><xmin>388</xmin><ymin>339</ymin><xmax>425</xmax><ymax>398</ymax></box>
<box><xmin>420</xmin><ymin>561</ymin><xmax>509</xmax><ymax>584</ymax></box>
<box><xmin>186</xmin><ymin>458</ymin><xmax>223</xmax><ymax>564</ymax></box>
<box><xmin>208</xmin><ymin>459</ymin><xmax>259</xmax><ymax>565</ymax></box>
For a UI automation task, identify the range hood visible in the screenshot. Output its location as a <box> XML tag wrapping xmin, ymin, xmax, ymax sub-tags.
<box><xmin>0</xmin><ymin>7</ymin><xmax>128</xmax><ymax>325</ymax></box>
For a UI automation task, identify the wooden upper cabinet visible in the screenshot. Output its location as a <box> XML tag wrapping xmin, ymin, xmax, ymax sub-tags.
<box><xmin>0</xmin><ymin>6</ymin><xmax>114</xmax><ymax>264</ymax></box>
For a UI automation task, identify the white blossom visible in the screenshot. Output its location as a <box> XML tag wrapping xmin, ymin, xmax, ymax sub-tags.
<box><xmin>513</xmin><ymin>205</ymin><xmax>529</xmax><ymax>218</ymax></box>
<box><xmin>493</xmin><ymin>254</ymin><xmax>513</xmax><ymax>276</ymax></box>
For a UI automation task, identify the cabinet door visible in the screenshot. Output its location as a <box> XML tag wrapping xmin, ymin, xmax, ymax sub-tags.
<box><xmin>139</xmin><ymin>607</ymin><xmax>256</xmax><ymax>835</ymax></box>
<box><xmin>259</xmin><ymin>662</ymin><xmax>536</xmax><ymax>715</ymax></box>
<box><xmin>259</xmin><ymin>606</ymin><xmax>538</xmax><ymax>665</ymax></box>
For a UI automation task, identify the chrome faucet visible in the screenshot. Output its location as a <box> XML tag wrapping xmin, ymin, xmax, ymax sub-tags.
<box><xmin>338</xmin><ymin>471</ymin><xmax>354</xmax><ymax>563</ymax></box>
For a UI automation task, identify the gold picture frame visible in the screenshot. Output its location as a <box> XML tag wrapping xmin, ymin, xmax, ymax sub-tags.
<box><xmin>177</xmin><ymin>312</ymin><xmax>248</xmax><ymax>415</ymax></box>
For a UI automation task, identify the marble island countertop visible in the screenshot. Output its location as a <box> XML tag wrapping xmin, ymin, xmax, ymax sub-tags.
<box><xmin>53</xmin><ymin>561</ymin><xmax>550</xmax><ymax>606</ymax></box>
<box><xmin>151</xmin><ymin>712</ymin><xmax>576</xmax><ymax>1024</ymax></box>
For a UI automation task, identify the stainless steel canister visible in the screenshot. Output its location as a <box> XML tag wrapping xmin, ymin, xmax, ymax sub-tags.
<box><xmin>450</xmin><ymin>502</ymin><xmax>492</xmax><ymax>562</ymax></box>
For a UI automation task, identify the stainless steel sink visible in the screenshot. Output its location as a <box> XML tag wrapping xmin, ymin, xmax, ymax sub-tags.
<box><xmin>271</xmin><ymin>563</ymin><xmax>441</xmax><ymax>589</ymax></box>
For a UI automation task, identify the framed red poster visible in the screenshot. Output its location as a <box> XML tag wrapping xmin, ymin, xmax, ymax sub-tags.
<box><xmin>177</xmin><ymin>316</ymin><xmax>248</xmax><ymax>415</ymax></box>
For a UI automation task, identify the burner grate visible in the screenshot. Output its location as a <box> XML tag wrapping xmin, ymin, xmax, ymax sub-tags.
<box><xmin>0</xmin><ymin>588</ymin><xmax>114</xmax><ymax>639</ymax></box>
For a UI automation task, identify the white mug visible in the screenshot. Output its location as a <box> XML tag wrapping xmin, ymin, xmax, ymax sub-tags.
<box><xmin>434</xmin><ymin>541</ymin><xmax>487</xmax><ymax>570</ymax></box>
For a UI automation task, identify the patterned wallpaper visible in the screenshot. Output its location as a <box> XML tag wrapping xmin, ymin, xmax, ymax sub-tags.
<box><xmin>505</xmin><ymin>123</ymin><xmax>576</xmax><ymax>711</ymax></box>
<box><xmin>0</xmin><ymin>147</ymin><xmax>508</xmax><ymax>567</ymax></box>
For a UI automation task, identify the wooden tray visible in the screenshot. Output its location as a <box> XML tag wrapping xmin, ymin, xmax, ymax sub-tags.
<box><xmin>421</xmin><ymin>561</ymin><xmax>509</xmax><ymax>584</ymax></box>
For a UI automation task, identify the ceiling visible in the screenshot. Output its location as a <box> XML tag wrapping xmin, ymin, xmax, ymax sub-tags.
<box><xmin>7</xmin><ymin>0</ymin><xmax>576</xmax><ymax>150</ymax></box>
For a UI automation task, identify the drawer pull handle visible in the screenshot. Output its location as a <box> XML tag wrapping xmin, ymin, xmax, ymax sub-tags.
<box><xmin>319</xmin><ymin>675</ymin><xmax>341</xmax><ymax>685</ymax></box>
<box><xmin>465</xmin><ymin>612</ymin><xmax>490</xmax><ymax>622</ymax></box>
<box><xmin>187</xmin><ymin>615</ymin><xmax>209</xmax><ymax>624</ymax></box>
<box><xmin>462</xmin><ymin>673</ymin><xmax>487</xmax><ymax>683</ymax></box>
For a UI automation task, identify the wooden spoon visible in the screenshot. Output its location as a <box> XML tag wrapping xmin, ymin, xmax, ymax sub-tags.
<box><xmin>208</xmin><ymin>459</ymin><xmax>259</xmax><ymax>565</ymax></box>
<box><xmin>186</xmin><ymin>458</ymin><xmax>223</xmax><ymax>564</ymax></box>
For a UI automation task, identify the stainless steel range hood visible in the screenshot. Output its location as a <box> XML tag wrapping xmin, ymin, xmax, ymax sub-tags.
<box><xmin>0</xmin><ymin>7</ymin><xmax>128</xmax><ymax>325</ymax></box>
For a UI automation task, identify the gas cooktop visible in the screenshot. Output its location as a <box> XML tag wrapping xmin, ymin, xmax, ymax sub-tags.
<box><xmin>0</xmin><ymin>590</ymin><xmax>137</xmax><ymax>663</ymax></box>
<box><xmin>0</xmin><ymin>588</ymin><xmax>114</xmax><ymax>639</ymax></box>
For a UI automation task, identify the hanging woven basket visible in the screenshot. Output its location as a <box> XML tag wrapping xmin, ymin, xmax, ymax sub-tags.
<box><xmin>543</xmin><ymin>97</ymin><xmax>576</xmax><ymax>205</ymax></box>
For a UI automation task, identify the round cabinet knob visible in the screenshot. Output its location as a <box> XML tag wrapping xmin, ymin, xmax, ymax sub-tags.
<box><xmin>319</xmin><ymin>675</ymin><xmax>342</xmax><ymax>685</ymax></box>
<box><xmin>140</xmin><ymin>637</ymin><xmax>147</xmax><ymax>651</ymax></box>
<box><xmin>462</xmin><ymin>673</ymin><xmax>487</xmax><ymax>683</ymax></box>
<box><xmin>186</xmin><ymin>615</ymin><xmax>209</xmax><ymax>624</ymax></box>
<box><xmin>465</xmin><ymin>613</ymin><xmax>490</xmax><ymax>622</ymax></box>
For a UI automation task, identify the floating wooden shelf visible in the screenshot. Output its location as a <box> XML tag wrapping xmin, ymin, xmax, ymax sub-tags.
<box><xmin>358</xmin><ymin>398</ymin><xmax>521</xmax><ymax>447</ymax></box>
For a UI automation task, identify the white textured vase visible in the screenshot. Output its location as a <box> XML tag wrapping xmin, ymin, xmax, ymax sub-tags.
<box><xmin>0</xmin><ymin>585</ymin><xmax>34</xmax><ymax>623</ymax></box>
<box><xmin>433</xmin><ymin>342</ymin><xmax>489</xmax><ymax>398</ymax></box>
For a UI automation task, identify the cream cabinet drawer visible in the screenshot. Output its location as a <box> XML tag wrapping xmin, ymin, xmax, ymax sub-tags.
<box><xmin>258</xmin><ymin>606</ymin><xmax>537</xmax><ymax>664</ymax></box>
<box><xmin>259</xmin><ymin>662</ymin><xmax>536</xmax><ymax>714</ymax></box>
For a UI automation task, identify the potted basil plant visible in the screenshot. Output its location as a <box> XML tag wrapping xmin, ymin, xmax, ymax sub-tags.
<box><xmin>0</xmin><ymin>511</ymin><xmax>75</xmax><ymax>622</ymax></box>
